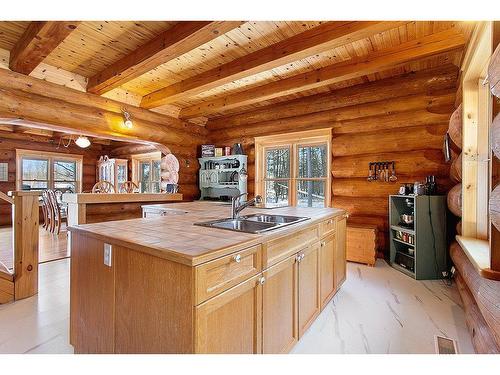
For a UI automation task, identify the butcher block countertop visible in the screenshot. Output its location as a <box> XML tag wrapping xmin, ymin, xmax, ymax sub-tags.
<box><xmin>68</xmin><ymin>201</ymin><xmax>346</xmax><ymax>266</ymax></box>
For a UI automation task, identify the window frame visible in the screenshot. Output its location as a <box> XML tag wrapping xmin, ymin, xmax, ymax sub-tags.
<box><xmin>131</xmin><ymin>152</ymin><xmax>162</xmax><ymax>193</ymax></box>
<box><xmin>16</xmin><ymin>149</ymin><xmax>83</xmax><ymax>192</ymax></box>
<box><xmin>255</xmin><ymin>129</ymin><xmax>332</xmax><ymax>207</ymax></box>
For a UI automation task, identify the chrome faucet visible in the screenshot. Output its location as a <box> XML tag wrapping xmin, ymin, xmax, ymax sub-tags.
<box><xmin>231</xmin><ymin>193</ymin><xmax>262</xmax><ymax>219</ymax></box>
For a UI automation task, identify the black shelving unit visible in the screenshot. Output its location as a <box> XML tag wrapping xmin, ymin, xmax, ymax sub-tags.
<box><xmin>389</xmin><ymin>195</ymin><xmax>447</xmax><ymax>280</ymax></box>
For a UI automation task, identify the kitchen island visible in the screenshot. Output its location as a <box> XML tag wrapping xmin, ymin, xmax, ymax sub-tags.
<box><xmin>68</xmin><ymin>201</ymin><xmax>347</xmax><ymax>354</ymax></box>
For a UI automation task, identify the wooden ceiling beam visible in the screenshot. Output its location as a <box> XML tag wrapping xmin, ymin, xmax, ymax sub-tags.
<box><xmin>0</xmin><ymin>68</ymin><xmax>207</xmax><ymax>150</ymax></box>
<box><xmin>178</xmin><ymin>28</ymin><xmax>467</xmax><ymax>119</ymax></box>
<box><xmin>9</xmin><ymin>21</ymin><xmax>80</xmax><ymax>75</ymax></box>
<box><xmin>87</xmin><ymin>21</ymin><xmax>244</xmax><ymax>95</ymax></box>
<box><xmin>140</xmin><ymin>21</ymin><xmax>406</xmax><ymax>109</ymax></box>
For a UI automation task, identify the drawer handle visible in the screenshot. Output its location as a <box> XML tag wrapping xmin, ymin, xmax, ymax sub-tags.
<box><xmin>320</xmin><ymin>241</ymin><xmax>326</xmax><ymax>247</ymax></box>
<box><xmin>233</xmin><ymin>254</ymin><xmax>242</xmax><ymax>263</ymax></box>
<box><xmin>328</xmin><ymin>219</ymin><xmax>333</xmax><ymax>225</ymax></box>
<box><xmin>258</xmin><ymin>276</ymin><xmax>266</xmax><ymax>285</ymax></box>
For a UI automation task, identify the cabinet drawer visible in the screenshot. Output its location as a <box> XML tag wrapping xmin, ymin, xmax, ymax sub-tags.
<box><xmin>319</xmin><ymin>217</ymin><xmax>336</xmax><ymax>238</ymax></box>
<box><xmin>263</xmin><ymin>226</ymin><xmax>319</xmax><ymax>268</ymax></box>
<box><xmin>195</xmin><ymin>244</ymin><xmax>262</xmax><ymax>305</ymax></box>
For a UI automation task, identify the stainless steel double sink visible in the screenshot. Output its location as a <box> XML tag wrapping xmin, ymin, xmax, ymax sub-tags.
<box><xmin>194</xmin><ymin>213</ymin><xmax>310</xmax><ymax>234</ymax></box>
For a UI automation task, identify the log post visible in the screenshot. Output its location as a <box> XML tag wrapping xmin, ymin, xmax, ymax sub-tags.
<box><xmin>9</xmin><ymin>191</ymin><xmax>41</xmax><ymax>300</ymax></box>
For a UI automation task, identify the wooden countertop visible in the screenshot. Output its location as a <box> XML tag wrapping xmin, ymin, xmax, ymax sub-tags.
<box><xmin>68</xmin><ymin>201</ymin><xmax>346</xmax><ymax>266</ymax></box>
<box><xmin>62</xmin><ymin>192</ymin><xmax>183</xmax><ymax>204</ymax></box>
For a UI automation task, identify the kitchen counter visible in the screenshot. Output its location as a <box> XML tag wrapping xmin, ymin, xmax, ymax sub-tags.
<box><xmin>69</xmin><ymin>201</ymin><xmax>345</xmax><ymax>266</ymax></box>
<box><xmin>62</xmin><ymin>192</ymin><xmax>183</xmax><ymax>226</ymax></box>
<box><xmin>69</xmin><ymin>201</ymin><xmax>348</xmax><ymax>354</ymax></box>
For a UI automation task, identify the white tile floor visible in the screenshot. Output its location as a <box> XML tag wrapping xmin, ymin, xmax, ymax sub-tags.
<box><xmin>0</xmin><ymin>258</ymin><xmax>474</xmax><ymax>354</ymax></box>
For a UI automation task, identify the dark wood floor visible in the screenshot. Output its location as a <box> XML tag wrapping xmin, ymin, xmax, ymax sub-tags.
<box><xmin>0</xmin><ymin>224</ymin><xmax>69</xmax><ymax>271</ymax></box>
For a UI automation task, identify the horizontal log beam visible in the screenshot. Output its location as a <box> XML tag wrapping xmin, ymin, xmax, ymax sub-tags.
<box><xmin>332</xmin><ymin>150</ymin><xmax>450</xmax><ymax>178</ymax></box>
<box><xmin>9</xmin><ymin>21</ymin><xmax>80</xmax><ymax>75</ymax></box>
<box><xmin>209</xmin><ymin>91</ymin><xmax>454</xmax><ymax>140</ymax></box>
<box><xmin>332</xmin><ymin>124</ymin><xmax>448</xmax><ymax>157</ymax></box>
<box><xmin>88</xmin><ymin>21</ymin><xmax>244</xmax><ymax>95</ymax></box>
<box><xmin>207</xmin><ymin>64</ymin><xmax>459</xmax><ymax>130</ymax></box>
<box><xmin>332</xmin><ymin>177</ymin><xmax>454</xmax><ymax>197</ymax></box>
<box><xmin>0</xmin><ymin>68</ymin><xmax>207</xmax><ymax>137</ymax></box>
<box><xmin>179</xmin><ymin>28</ymin><xmax>466</xmax><ymax>118</ymax></box>
<box><xmin>0</xmin><ymin>69</ymin><xmax>205</xmax><ymax>151</ymax></box>
<box><xmin>140</xmin><ymin>21</ymin><xmax>406</xmax><ymax>108</ymax></box>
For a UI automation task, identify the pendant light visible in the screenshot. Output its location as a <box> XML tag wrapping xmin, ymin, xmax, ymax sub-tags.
<box><xmin>75</xmin><ymin>135</ymin><xmax>91</xmax><ymax>148</ymax></box>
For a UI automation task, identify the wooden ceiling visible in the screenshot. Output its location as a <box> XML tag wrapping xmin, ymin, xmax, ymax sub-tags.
<box><xmin>0</xmin><ymin>20</ymin><xmax>475</xmax><ymax>124</ymax></box>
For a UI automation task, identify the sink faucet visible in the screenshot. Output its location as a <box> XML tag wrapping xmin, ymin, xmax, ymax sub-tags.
<box><xmin>231</xmin><ymin>193</ymin><xmax>262</xmax><ymax>219</ymax></box>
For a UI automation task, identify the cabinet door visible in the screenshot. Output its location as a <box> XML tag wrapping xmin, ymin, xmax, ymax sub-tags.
<box><xmin>334</xmin><ymin>217</ymin><xmax>347</xmax><ymax>292</ymax></box>
<box><xmin>298</xmin><ymin>243</ymin><xmax>320</xmax><ymax>337</ymax></box>
<box><xmin>320</xmin><ymin>233</ymin><xmax>335</xmax><ymax>309</ymax></box>
<box><xmin>195</xmin><ymin>274</ymin><xmax>262</xmax><ymax>354</ymax></box>
<box><xmin>262</xmin><ymin>255</ymin><xmax>298</xmax><ymax>354</ymax></box>
<box><xmin>70</xmin><ymin>232</ymin><xmax>115</xmax><ymax>353</ymax></box>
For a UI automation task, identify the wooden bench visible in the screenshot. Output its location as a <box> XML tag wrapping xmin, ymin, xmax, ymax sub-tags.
<box><xmin>346</xmin><ymin>224</ymin><xmax>378</xmax><ymax>267</ymax></box>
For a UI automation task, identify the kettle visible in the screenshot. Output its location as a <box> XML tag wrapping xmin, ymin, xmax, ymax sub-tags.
<box><xmin>232</xmin><ymin>143</ymin><xmax>244</xmax><ymax>155</ymax></box>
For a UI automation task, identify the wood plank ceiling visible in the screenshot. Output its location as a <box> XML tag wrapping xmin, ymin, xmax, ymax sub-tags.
<box><xmin>0</xmin><ymin>20</ymin><xmax>475</xmax><ymax>124</ymax></box>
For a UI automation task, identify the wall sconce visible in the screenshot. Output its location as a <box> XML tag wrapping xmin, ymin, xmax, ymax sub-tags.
<box><xmin>123</xmin><ymin>109</ymin><xmax>133</xmax><ymax>129</ymax></box>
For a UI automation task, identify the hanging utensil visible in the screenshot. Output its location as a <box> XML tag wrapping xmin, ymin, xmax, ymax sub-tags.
<box><xmin>367</xmin><ymin>162</ymin><xmax>373</xmax><ymax>181</ymax></box>
<box><xmin>389</xmin><ymin>161</ymin><xmax>398</xmax><ymax>182</ymax></box>
<box><xmin>385</xmin><ymin>162</ymin><xmax>389</xmax><ymax>182</ymax></box>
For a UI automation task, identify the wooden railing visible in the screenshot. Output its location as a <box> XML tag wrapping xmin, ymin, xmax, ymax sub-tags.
<box><xmin>0</xmin><ymin>191</ymin><xmax>40</xmax><ymax>304</ymax></box>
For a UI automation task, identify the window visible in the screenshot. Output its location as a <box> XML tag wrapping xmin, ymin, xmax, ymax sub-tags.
<box><xmin>256</xmin><ymin>129</ymin><xmax>331</xmax><ymax>207</ymax></box>
<box><xmin>16</xmin><ymin>149</ymin><xmax>83</xmax><ymax>192</ymax></box>
<box><xmin>132</xmin><ymin>152</ymin><xmax>162</xmax><ymax>193</ymax></box>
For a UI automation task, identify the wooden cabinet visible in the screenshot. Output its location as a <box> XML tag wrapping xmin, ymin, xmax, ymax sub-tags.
<box><xmin>70</xmin><ymin>232</ymin><xmax>115</xmax><ymax>353</ymax></box>
<box><xmin>297</xmin><ymin>243</ymin><xmax>320</xmax><ymax>337</ymax></box>
<box><xmin>97</xmin><ymin>156</ymin><xmax>128</xmax><ymax>192</ymax></box>
<box><xmin>346</xmin><ymin>224</ymin><xmax>377</xmax><ymax>266</ymax></box>
<box><xmin>195</xmin><ymin>274</ymin><xmax>262</xmax><ymax>354</ymax></box>
<box><xmin>334</xmin><ymin>216</ymin><xmax>347</xmax><ymax>291</ymax></box>
<box><xmin>195</xmin><ymin>244</ymin><xmax>262</xmax><ymax>304</ymax></box>
<box><xmin>70</xmin><ymin>212</ymin><xmax>347</xmax><ymax>354</ymax></box>
<box><xmin>319</xmin><ymin>232</ymin><xmax>335</xmax><ymax>309</ymax></box>
<box><xmin>262</xmin><ymin>254</ymin><xmax>298</xmax><ymax>354</ymax></box>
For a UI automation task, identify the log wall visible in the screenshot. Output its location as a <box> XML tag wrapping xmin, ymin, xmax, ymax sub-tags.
<box><xmin>208</xmin><ymin>65</ymin><xmax>458</xmax><ymax>253</ymax></box>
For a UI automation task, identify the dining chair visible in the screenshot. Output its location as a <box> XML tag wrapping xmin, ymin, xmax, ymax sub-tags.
<box><xmin>41</xmin><ymin>191</ymin><xmax>53</xmax><ymax>232</ymax></box>
<box><xmin>47</xmin><ymin>190</ymin><xmax>66</xmax><ymax>235</ymax></box>
<box><xmin>119</xmin><ymin>181</ymin><xmax>139</xmax><ymax>193</ymax></box>
<box><xmin>92</xmin><ymin>180</ymin><xmax>116</xmax><ymax>194</ymax></box>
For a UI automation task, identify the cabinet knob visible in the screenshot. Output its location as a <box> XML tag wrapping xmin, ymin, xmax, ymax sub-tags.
<box><xmin>328</xmin><ymin>219</ymin><xmax>334</xmax><ymax>224</ymax></box>
<box><xmin>233</xmin><ymin>254</ymin><xmax>242</xmax><ymax>263</ymax></box>
<box><xmin>258</xmin><ymin>276</ymin><xmax>266</xmax><ymax>285</ymax></box>
<box><xmin>320</xmin><ymin>241</ymin><xmax>326</xmax><ymax>247</ymax></box>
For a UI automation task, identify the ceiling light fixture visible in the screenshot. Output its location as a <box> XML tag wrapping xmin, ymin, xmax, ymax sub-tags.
<box><xmin>75</xmin><ymin>135</ymin><xmax>91</xmax><ymax>148</ymax></box>
<box><xmin>123</xmin><ymin>109</ymin><xmax>133</xmax><ymax>129</ymax></box>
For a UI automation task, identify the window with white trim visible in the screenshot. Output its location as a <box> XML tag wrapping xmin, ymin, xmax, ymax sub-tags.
<box><xmin>131</xmin><ymin>152</ymin><xmax>162</xmax><ymax>193</ymax></box>
<box><xmin>255</xmin><ymin>129</ymin><xmax>331</xmax><ymax>207</ymax></box>
<box><xmin>16</xmin><ymin>149</ymin><xmax>83</xmax><ymax>193</ymax></box>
